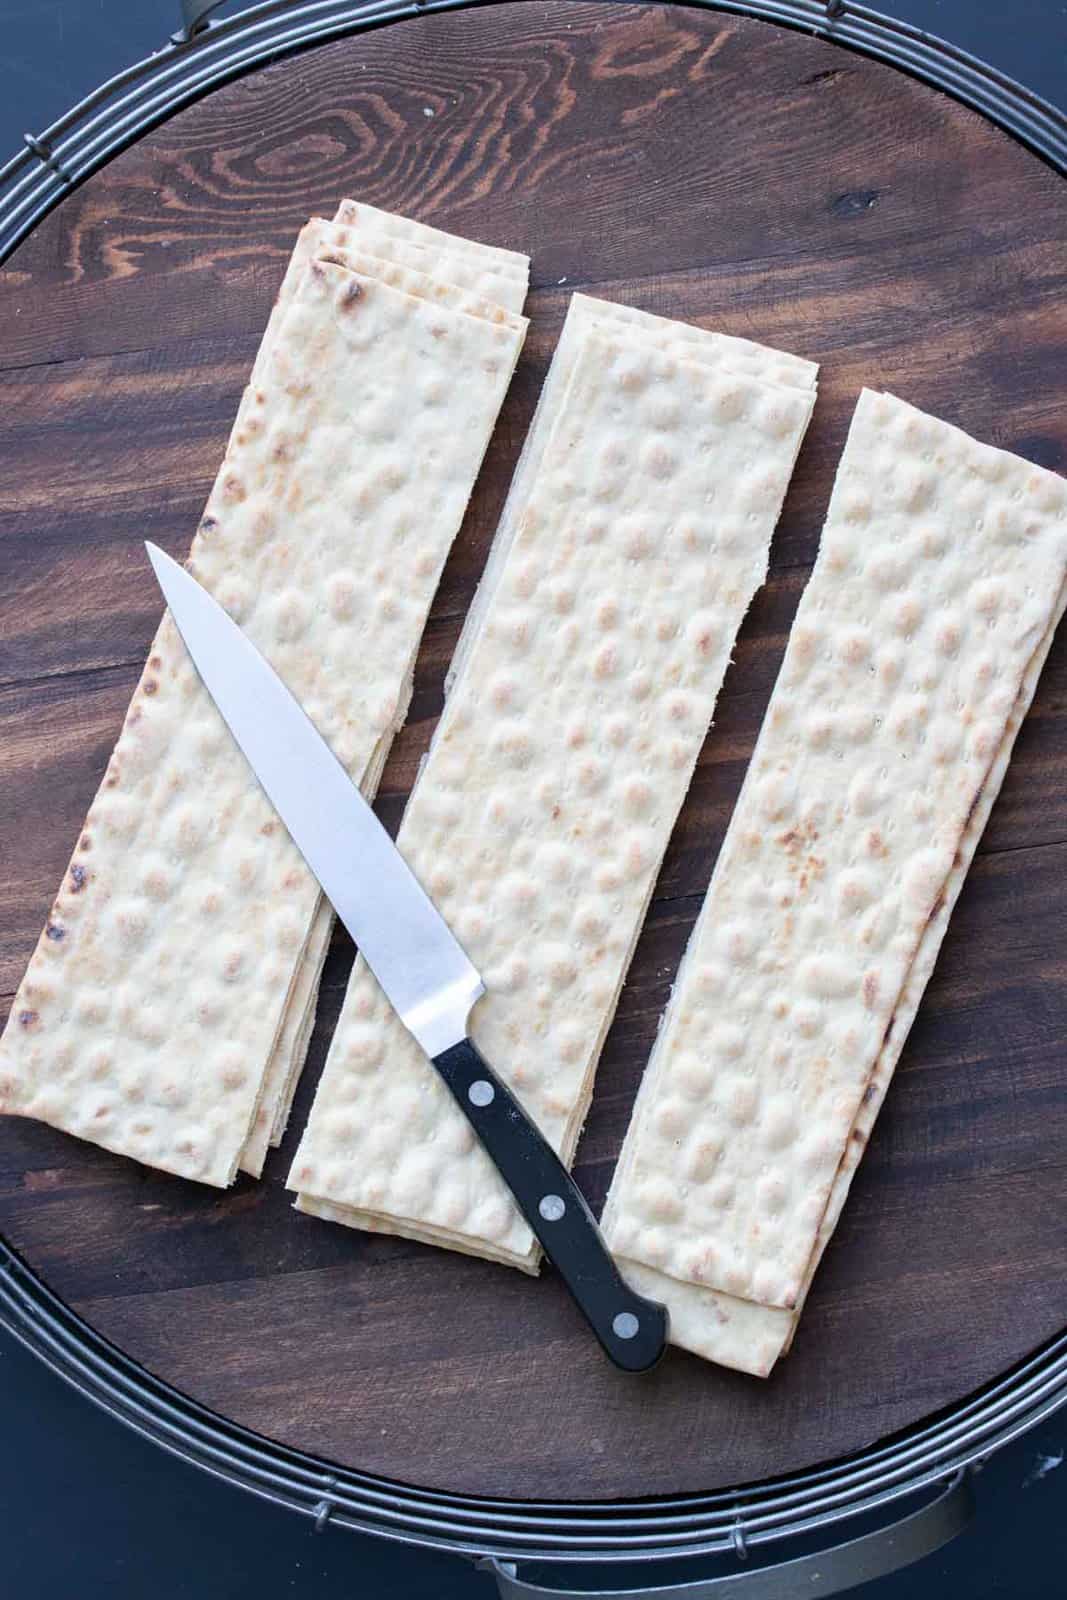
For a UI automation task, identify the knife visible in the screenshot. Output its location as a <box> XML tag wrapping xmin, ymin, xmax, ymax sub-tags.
<box><xmin>146</xmin><ymin>543</ymin><xmax>668</xmax><ymax>1372</ymax></box>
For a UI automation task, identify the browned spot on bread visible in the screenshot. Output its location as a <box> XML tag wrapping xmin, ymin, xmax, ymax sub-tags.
<box><xmin>79</xmin><ymin>835</ymin><xmax>91</xmax><ymax>852</ymax></box>
<box><xmin>69</xmin><ymin>864</ymin><xmax>87</xmax><ymax>892</ymax></box>
<box><xmin>45</xmin><ymin>923</ymin><xmax>65</xmax><ymax>942</ymax></box>
<box><xmin>18</xmin><ymin>1011</ymin><xmax>38</xmax><ymax>1028</ymax></box>
<box><xmin>148</xmin><ymin>655</ymin><xmax>162</xmax><ymax>670</ymax></box>
<box><xmin>862</xmin><ymin>972</ymin><xmax>878</xmax><ymax>1008</ymax></box>
<box><xmin>339</xmin><ymin>278</ymin><xmax>363</xmax><ymax>308</ymax></box>
<box><xmin>143</xmin><ymin>680</ymin><xmax>158</xmax><ymax>696</ymax></box>
<box><xmin>198</xmin><ymin>516</ymin><xmax>218</xmax><ymax>534</ymax></box>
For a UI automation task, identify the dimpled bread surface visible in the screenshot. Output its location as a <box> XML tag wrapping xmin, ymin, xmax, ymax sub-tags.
<box><xmin>619</xmin><ymin>592</ymin><xmax>1067</xmax><ymax>1376</ymax></box>
<box><xmin>450</xmin><ymin>293</ymin><xmax>817</xmax><ymax>694</ymax></box>
<box><xmin>289</xmin><ymin>323</ymin><xmax>816</xmax><ymax>1266</ymax></box>
<box><xmin>239</xmin><ymin>227</ymin><xmax>529</xmax><ymax>1175</ymax></box>
<box><xmin>603</xmin><ymin>388</ymin><xmax>1067</xmax><ymax>1372</ymax></box>
<box><xmin>0</xmin><ymin>256</ymin><xmax>527</xmax><ymax>1186</ymax></box>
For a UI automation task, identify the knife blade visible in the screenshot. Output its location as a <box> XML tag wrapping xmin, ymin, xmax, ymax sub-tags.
<box><xmin>146</xmin><ymin>543</ymin><xmax>668</xmax><ymax>1372</ymax></box>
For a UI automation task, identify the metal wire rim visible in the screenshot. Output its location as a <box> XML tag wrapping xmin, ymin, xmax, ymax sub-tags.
<box><xmin>0</xmin><ymin>0</ymin><xmax>1064</xmax><ymax>268</ymax></box>
<box><xmin>3</xmin><ymin>1239</ymin><xmax>1066</xmax><ymax>1562</ymax></box>
<box><xmin>1</xmin><ymin>0</ymin><xmax>1065</xmax><ymax>1568</ymax></box>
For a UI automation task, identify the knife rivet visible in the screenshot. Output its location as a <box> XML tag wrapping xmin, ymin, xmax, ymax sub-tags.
<box><xmin>613</xmin><ymin>1312</ymin><xmax>640</xmax><ymax>1341</ymax></box>
<box><xmin>468</xmin><ymin>1080</ymin><xmax>495</xmax><ymax>1107</ymax></box>
<box><xmin>539</xmin><ymin>1194</ymin><xmax>566</xmax><ymax>1222</ymax></box>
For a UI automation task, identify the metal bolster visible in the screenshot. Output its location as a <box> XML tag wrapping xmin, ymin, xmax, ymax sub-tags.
<box><xmin>403</xmin><ymin>974</ymin><xmax>483</xmax><ymax>1060</ymax></box>
<box><xmin>476</xmin><ymin>1470</ymin><xmax>974</xmax><ymax>1599</ymax></box>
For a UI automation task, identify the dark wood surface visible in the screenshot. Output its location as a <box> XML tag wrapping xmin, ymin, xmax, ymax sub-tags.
<box><xmin>1</xmin><ymin>2</ymin><xmax>1065</xmax><ymax>1502</ymax></box>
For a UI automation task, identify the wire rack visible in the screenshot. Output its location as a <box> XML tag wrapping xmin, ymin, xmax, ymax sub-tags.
<box><xmin>1</xmin><ymin>0</ymin><xmax>1065</xmax><ymax>1574</ymax></box>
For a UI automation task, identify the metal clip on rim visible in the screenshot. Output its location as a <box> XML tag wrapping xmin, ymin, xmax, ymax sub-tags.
<box><xmin>173</xmin><ymin>0</ymin><xmax>233</xmax><ymax>44</ymax></box>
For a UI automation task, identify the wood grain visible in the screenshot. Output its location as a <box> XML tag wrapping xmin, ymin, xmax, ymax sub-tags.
<box><xmin>0</xmin><ymin>2</ymin><xmax>1065</xmax><ymax>1500</ymax></box>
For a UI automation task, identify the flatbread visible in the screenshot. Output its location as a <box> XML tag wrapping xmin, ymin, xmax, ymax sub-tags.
<box><xmin>334</xmin><ymin>198</ymin><xmax>529</xmax><ymax>274</ymax></box>
<box><xmin>449</xmin><ymin>293</ymin><xmax>816</xmax><ymax>694</ymax></box>
<box><xmin>616</xmin><ymin>593</ymin><xmax>1066</xmax><ymax>1373</ymax></box>
<box><xmin>0</xmin><ymin>257</ymin><xmax>527</xmax><ymax>1185</ymax></box>
<box><xmin>603</xmin><ymin>389</ymin><xmax>1067</xmax><ymax>1371</ymax></box>
<box><xmin>289</xmin><ymin>316</ymin><xmax>816</xmax><ymax>1264</ymax></box>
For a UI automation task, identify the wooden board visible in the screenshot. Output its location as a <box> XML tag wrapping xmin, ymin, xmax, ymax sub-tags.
<box><xmin>1</xmin><ymin>1</ymin><xmax>1065</xmax><ymax>1503</ymax></box>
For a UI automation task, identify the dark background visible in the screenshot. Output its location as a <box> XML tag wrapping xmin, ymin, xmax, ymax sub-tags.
<box><xmin>1</xmin><ymin>2</ymin><xmax>1065</xmax><ymax>1596</ymax></box>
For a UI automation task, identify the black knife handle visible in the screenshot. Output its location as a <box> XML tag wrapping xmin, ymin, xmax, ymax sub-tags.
<box><xmin>432</xmin><ymin>1037</ymin><xmax>669</xmax><ymax>1372</ymax></box>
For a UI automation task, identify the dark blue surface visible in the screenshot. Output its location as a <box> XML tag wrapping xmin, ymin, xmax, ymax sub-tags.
<box><xmin>1</xmin><ymin>3</ymin><xmax>1065</xmax><ymax>1595</ymax></box>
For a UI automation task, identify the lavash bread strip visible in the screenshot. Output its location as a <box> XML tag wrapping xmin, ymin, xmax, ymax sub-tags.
<box><xmin>778</xmin><ymin>577</ymin><xmax>1067</xmax><ymax>1347</ymax></box>
<box><xmin>603</xmin><ymin>389</ymin><xmax>1067</xmax><ymax>1371</ymax></box>
<box><xmin>0</xmin><ymin>256</ymin><xmax>527</xmax><ymax>1186</ymax></box>
<box><xmin>255</xmin><ymin>292</ymin><xmax>815</xmax><ymax>1172</ymax></box>
<box><xmin>238</xmin><ymin>230</ymin><xmax>530</xmax><ymax>1176</ymax></box>
<box><xmin>289</xmin><ymin>323</ymin><xmax>816</xmax><ymax>1267</ymax></box>
<box><xmin>616</xmin><ymin>593</ymin><xmax>1066</xmax><ymax>1375</ymax></box>
<box><xmin>449</xmin><ymin>293</ymin><xmax>817</xmax><ymax>694</ymax></box>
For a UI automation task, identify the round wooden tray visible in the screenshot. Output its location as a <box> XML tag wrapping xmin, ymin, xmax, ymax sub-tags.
<box><xmin>1</xmin><ymin>0</ymin><xmax>1064</xmax><ymax>1504</ymax></box>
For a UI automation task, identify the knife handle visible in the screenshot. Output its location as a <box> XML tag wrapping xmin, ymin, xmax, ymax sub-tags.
<box><xmin>432</xmin><ymin>1038</ymin><xmax>669</xmax><ymax>1373</ymax></box>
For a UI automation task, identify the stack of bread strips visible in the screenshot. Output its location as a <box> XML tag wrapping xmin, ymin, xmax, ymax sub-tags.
<box><xmin>0</xmin><ymin>222</ymin><xmax>528</xmax><ymax>1187</ymax></box>
<box><xmin>288</xmin><ymin>296</ymin><xmax>817</xmax><ymax>1268</ymax></box>
<box><xmin>602</xmin><ymin>388</ymin><xmax>1067</xmax><ymax>1374</ymax></box>
<box><xmin>240</xmin><ymin>203</ymin><xmax>530</xmax><ymax>1175</ymax></box>
<box><xmin>255</xmin><ymin>202</ymin><xmax>528</xmax><ymax>379</ymax></box>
